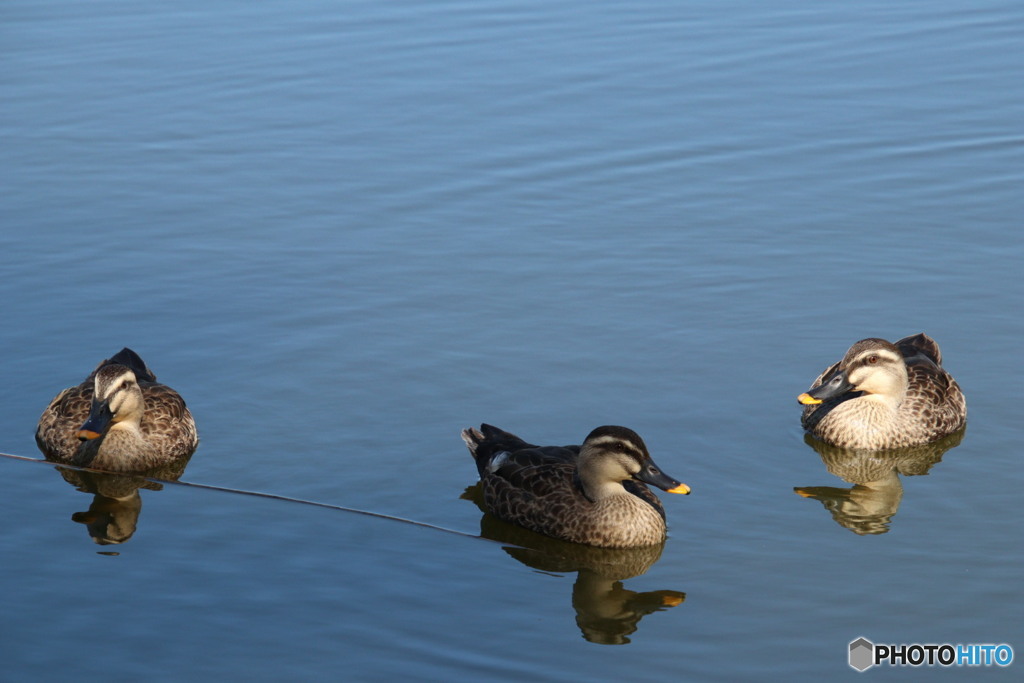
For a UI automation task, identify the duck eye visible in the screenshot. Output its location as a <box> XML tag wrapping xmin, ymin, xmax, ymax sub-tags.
<box><xmin>867</xmin><ymin>355</ymin><xmax>879</xmax><ymax>364</ymax></box>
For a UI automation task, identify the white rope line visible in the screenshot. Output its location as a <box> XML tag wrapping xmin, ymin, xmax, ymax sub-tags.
<box><xmin>0</xmin><ymin>450</ymin><xmax>494</xmax><ymax>543</ymax></box>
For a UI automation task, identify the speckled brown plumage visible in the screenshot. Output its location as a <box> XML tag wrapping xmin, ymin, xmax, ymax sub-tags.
<box><xmin>799</xmin><ymin>333</ymin><xmax>966</xmax><ymax>449</ymax></box>
<box><xmin>461</xmin><ymin>424</ymin><xmax>689</xmax><ymax>548</ymax></box>
<box><xmin>35</xmin><ymin>348</ymin><xmax>198</xmax><ymax>472</ymax></box>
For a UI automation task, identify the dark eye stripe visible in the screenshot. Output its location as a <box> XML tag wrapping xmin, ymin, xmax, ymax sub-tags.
<box><xmin>854</xmin><ymin>350</ymin><xmax>900</xmax><ymax>368</ymax></box>
<box><xmin>591</xmin><ymin>436</ymin><xmax>645</xmax><ymax>456</ymax></box>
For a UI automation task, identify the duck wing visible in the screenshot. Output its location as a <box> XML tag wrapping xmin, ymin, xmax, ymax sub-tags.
<box><xmin>896</xmin><ymin>333</ymin><xmax>942</xmax><ymax>367</ymax></box>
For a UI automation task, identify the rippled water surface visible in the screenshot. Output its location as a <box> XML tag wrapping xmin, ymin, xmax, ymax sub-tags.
<box><xmin>2</xmin><ymin>1</ymin><xmax>1022</xmax><ymax>680</ymax></box>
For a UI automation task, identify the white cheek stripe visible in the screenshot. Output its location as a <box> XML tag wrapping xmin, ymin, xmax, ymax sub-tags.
<box><xmin>96</xmin><ymin>370</ymin><xmax>137</xmax><ymax>402</ymax></box>
<box><xmin>587</xmin><ymin>435</ymin><xmax>642</xmax><ymax>458</ymax></box>
<box><xmin>853</xmin><ymin>350</ymin><xmax>902</xmax><ymax>366</ymax></box>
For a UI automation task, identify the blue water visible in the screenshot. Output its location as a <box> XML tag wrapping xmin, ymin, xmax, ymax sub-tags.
<box><xmin>2</xmin><ymin>1</ymin><xmax>1022</xmax><ymax>680</ymax></box>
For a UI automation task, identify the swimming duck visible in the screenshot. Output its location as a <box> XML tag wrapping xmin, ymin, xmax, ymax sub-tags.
<box><xmin>461</xmin><ymin>424</ymin><xmax>690</xmax><ymax>548</ymax></box>
<box><xmin>36</xmin><ymin>348</ymin><xmax>198</xmax><ymax>472</ymax></box>
<box><xmin>798</xmin><ymin>333</ymin><xmax>966</xmax><ymax>449</ymax></box>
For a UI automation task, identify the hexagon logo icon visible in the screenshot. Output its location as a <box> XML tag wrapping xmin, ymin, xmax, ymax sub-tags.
<box><xmin>849</xmin><ymin>637</ymin><xmax>875</xmax><ymax>671</ymax></box>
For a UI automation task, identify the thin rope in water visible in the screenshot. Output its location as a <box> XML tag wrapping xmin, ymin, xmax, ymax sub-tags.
<box><xmin>0</xmin><ymin>450</ymin><xmax>493</xmax><ymax>543</ymax></box>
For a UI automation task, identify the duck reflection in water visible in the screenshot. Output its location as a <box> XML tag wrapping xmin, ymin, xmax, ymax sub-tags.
<box><xmin>462</xmin><ymin>484</ymin><xmax>685</xmax><ymax>645</ymax></box>
<box><xmin>54</xmin><ymin>457</ymin><xmax>190</xmax><ymax>547</ymax></box>
<box><xmin>795</xmin><ymin>429</ymin><xmax>965</xmax><ymax>535</ymax></box>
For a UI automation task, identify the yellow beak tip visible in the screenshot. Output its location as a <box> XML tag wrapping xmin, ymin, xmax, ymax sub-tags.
<box><xmin>667</xmin><ymin>483</ymin><xmax>691</xmax><ymax>495</ymax></box>
<box><xmin>797</xmin><ymin>393</ymin><xmax>822</xmax><ymax>405</ymax></box>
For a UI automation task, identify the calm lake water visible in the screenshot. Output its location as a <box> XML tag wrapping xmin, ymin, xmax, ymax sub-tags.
<box><xmin>2</xmin><ymin>0</ymin><xmax>1022</xmax><ymax>680</ymax></box>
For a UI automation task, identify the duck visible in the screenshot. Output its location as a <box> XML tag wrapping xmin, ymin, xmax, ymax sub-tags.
<box><xmin>797</xmin><ymin>333</ymin><xmax>966</xmax><ymax>449</ymax></box>
<box><xmin>460</xmin><ymin>424</ymin><xmax>690</xmax><ymax>548</ymax></box>
<box><xmin>36</xmin><ymin>348</ymin><xmax>198</xmax><ymax>472</ymax></box>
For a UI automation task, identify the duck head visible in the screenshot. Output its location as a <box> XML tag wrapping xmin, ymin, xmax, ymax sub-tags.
<box><xmin>77</xmin><ymin>365</ymin><xmax>145</xmax><ymax>441</ymax></box>
<box><xmin>577</xmin><ymin>426</ymin><xmax>691</xmax><ymax>499</ymax></box>
<box><xmin>799</xmin><ymin>338</ymin><xmax>909</xmax><ymax>406</ymax></box>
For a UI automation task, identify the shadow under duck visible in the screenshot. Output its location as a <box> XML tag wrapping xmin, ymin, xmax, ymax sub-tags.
<box><xmin>461</xmin><ymin>424</ymin><xmax>690</xmax><ymax>548</ymax></box>
<box><xmin>798</xmin><ymin>333</ymin><xmax>966</xmax><ymax>449</ymax></box>
<box><xmin>36</xmin><ymin>348</ymin><xmax>198</xmax><ymax>472</ymax></box>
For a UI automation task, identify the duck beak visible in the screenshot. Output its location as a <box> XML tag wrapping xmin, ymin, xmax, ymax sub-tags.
<box><xmin>77</xmin><ymin>400</ymin><xmax>113</xmax><ymax>441</ymax></box>
<box><xmin>635</xmin><ymin>462</ymin><xmax>691</xmax><ymax>495</ymax></box>
<box><xmin>798</xmin><ymin>369</ymin><xmax>854</xmax><ymax>405</ymax></box>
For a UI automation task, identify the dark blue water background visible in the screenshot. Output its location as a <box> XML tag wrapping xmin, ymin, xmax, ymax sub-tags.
<box><xmin>2</xmin><ymin>1</ymin><xmax>1022</xmax><ymax>680</ymax></box>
